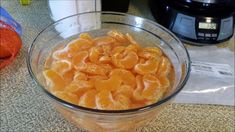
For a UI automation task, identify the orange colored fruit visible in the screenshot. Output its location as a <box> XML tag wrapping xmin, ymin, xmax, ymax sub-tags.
<box><xmin>51</xmin><ymin>60</ymin><xmax>72</xmax><ymax>74</ymax></box>
<box><xmin>111</xmin><ymin>46</ymin><xmax>125</xmax><ymax>55</ymax></box>
<box><xmin>88</xmin><ymin>75</ymin><xmax>108</xmax><ymax>85</ymax></box>
<box><xmin>110</xmin><ymin>69</ymin><xmax>136</xmax><ymax>88</ymax></box>
<box><xmin>113</xmin><ymin>94</ymin><xmax>130</xmax><ymax>110</ymax></box>
<box><xmin>100</xmin><ymin>64</ymin><xmax>113</xmax><ymax>75</ymax></box>
<box><xmin>143</xmin><ymin>47</ymin><xmax>162</xmax><ymax>57</ymax></box>
<box><xmin>72</xmin><ymin>51</ymin><xmax>88</xmax><ymax>70</ymax></box>
<box><xmin>102</xmin><ymin>45</ymin><xmax>112</xmax><ymax>56</ymax></box>
<box><xmin>43</xmin><ymin>70</ymin><xmax>65</xmax><ymax>91</ymax></box>
<box><xmin>134</xmin><ymin>57</ymin><xmax>160</xmax><ymax>75</ymax></box>
<box><xmin>89</xmin><ymin>47</ymin><xmax>102</xmax><ymax>63</ymax></box>
<box><xmin>94</xmin><ymin>36</ymin><xmax>115</xmax><ymax>46</ymax></box>
<box><xmin>67</xmin><ymin>38</ymin><xmax>93</xmax><ymax>54</ymax></box>
<box><xmin>63</xmin><ymin>69</ymin><xmax>75</xmax><ymax>84</ymax></box>
<box><xmin>52</xmin><ymin>48</ymin><xmax>69</xmax><ymax>60</ymax></box>
<box><xmin>95</xmin><ymin>90</ymin><xmax>114</xmax><ymax>110</ymax></box>
<box><xmin>156</xmin><ymin>56</ymin><xmax>171</xmax><ymax>76</ymax></box>
<box><xmin>79</xmin><ymin>89</ymin><xmax>97</xmax><ymax>108</ymax></box>
<box><xmin>112</xmin><ymin>51</ymin><xmax>138</xmax><ymax>69</ymax></box>
<box><xmin>133</xmin><ymin>75</ymin><xmax>145</xmax><ymax>101</ymax></box>
<box><xmin>95</xmin><ymin>74</ymin><xmax>122</xmax><ymax>91</ymax></box>
<box><xmin>73</xmin><ymin>71</ymin><xmax>87</xmax><ymax>81</ymax></box>
<box><xmin>44</xmin><ymin>30</ymin><xmax>173</xmax><ymax>110</ymax></box>
<box><xmin>79</xmin><ymin>33</ymin><xmax>92</xmax><ymax>40</ymax></box>
<box><xmin>99</xmin><ymin>56</ymin><xmax>111</xmax><ymax>64</ymax></box>
<box><xmin>125</xmin><ymin>44</ymin><xmax>140</xmax><ymax>53</ymax></box>
<box><xmin>114</xmin><ymin>85</ymin><xmax>134</xmax><ymax>98</ymax></box>
<box><xmin>158</xmin><ymin>75</ymin><xmax>170</xmax><ymax>89</ymax></box>
<box><xmin>53</xmin><ymin>91</ymin><xmax>79</xmax><ymax>105</ymax></box>
<box><xmin>64</xmin><ymin>80</ymin><xmax>93</xmax><ymax>98</ymax></box>
<box><xmin>107</xmin><ymin>30</ymin><xmax>127</xmax><ymax>43</ymax></box>
<box><xmin>82</xmin><ymin>63</ymin><xmax>106</xmax><ymax>76</ymax></box>
<box><xmin>142</xmin><ymin>74</ymin><xmax>161</xmax><ymax>100</ymax></box>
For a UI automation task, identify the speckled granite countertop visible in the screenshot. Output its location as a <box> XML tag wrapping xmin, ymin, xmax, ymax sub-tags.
<box><xmin>0</xmin><ymin>0</ymin><xmax>234</xmax><ymax>132</ymax></box>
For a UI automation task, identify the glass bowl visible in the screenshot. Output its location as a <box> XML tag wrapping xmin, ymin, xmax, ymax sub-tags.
<box><xmin>27</xmin><ymin>12</ymin><xmax>190</xmax><ymax>132</ymax></box>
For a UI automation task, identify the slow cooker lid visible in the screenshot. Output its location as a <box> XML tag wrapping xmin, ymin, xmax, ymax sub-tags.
<box><xmin>167</xmin><ymin>0</ymin><xmax>235</xmax><ymax>15</ymax></box>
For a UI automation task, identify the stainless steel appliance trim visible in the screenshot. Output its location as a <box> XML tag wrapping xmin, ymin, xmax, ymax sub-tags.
<box><xmin>191</xmin><ymin>0</ymin><xmax>218</xmax><ymax>4</ymax></box>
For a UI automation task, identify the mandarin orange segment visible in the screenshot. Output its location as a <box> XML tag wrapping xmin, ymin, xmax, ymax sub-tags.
<box><xmin>143</xmin><ymin>73</ymin><xmax>159</xmax><ymax>83</ymax></box>
<box><xmin>113</xmin><ymin>94</ymin><xmax>130</xmax><ymax>110</ymax></box>
<box><xmin>134</xmin><ymin>57</ymin><xmax>160</xmax><ymax>75</ymax></box>
<box><xmin>113</xmin><ymin>102</ymin><xmax>128</xmax><ymax>110</ymax></box>
<box><xmin>82</xmin><ymin>63</ymin><xmax>106</xmax><ymax>76</ymax></box>
<box><xmin>156</xmin><ymin>56</ymin><xmax>171</xmax><ymax>76</ymax></box>
<box><xmin>125</xmin><ymin>44</ymin><xmax>140</xmax><ymax>53</ymax></box>
<box><xmin>79</xmin><ymin>33</ymin><xmax>92</xmax><ymax>40</ymax></box>
<box><xmin>64</xmin><ymin>80</ymin><xmax>93</xmax><ymax>98</ymax></box>
<box><xmin>95</xmin><ymin>91</ymin><xmax>114</xmax><ymax>110</ymax></box>
<box><xmin>44</xmin><ymin>55</ymin><xmax>53</xmax><ymax>69</ymax></box>
<box><xmin>133</xmin><ymin>74</ymin><xmax>163</xmax><ymax>101</ymax></box>
<box><xmin>119</xmin><ymin>51</ymin><xmax>138</xmax><ymax>69</ymax></box>
<box><xmin>133</xmin><ymin>88</ymin><xmax>144</xmax><ymax>101</ymax></box>
<box><xmin>100</xmin><ymin>64</ymin><xmax>113</xmax><ymax>75</ymax></box>
<box><xmin>67</xmin><ymin>38</ymin><xmax>93</xmax><ymax>54</ymax></box>
<box><xmin>79</xmin><ymin>89</ymin><xmax>97</xmax><ymax>108</ymax></box>
<box><xmin>125</xmin><ymin>33</ymin><xmax>137</xmax><ymax>44</ymax></box>
<box><xmin>73</xmin><ymin>71</ymin><xmax>87</xmax><ymax>81</ymax></box>
<box><xmin>64</xmin><ymin>82</ymin><xmax>80</xmax><ymax>93</ymax></box>
<box><xmin>138</xmin><ymin>51</ymin><xmax>159</xmax><ymax>60</ymax></box>
<box><xmin>94</xmin><ymin>36</ymin><xmax>116</xmax><ymax>46</ymax></box>
<box><xmin>53</xmin><ymin>91</ymin><xmax>79</xmax><ymax>105</ymax></box>
<box><xmin>113</xmin><ymin>42</ymin><xmax>124</xmax><ymax>47</ymax></box>
<box><xmin>114</xmin><ymin>93</ymin><xmax>131</xmax><ymax>105</ymax></box>
<box><xmin>63</xmin><ymin>69</ymin><xmax>75</xmax><ymax>85</ymax></box>
<box><xmin>99</xmin><ymin>56</ymin><xmax>111</xmax><ymax>64</ymax></box>
<box><xmin>143</xmin><ymin>47</ymin><xmax>162</xmax><ymax>57</ymax></box>
<box><xmin>138</xmin><ymin>47</ymin><xmax>163</xmax><ymax>59</ymax></box>
<box><xmin>107</xmin><ymin>30</ymin><xmax>127</xmax><ymax>43</ymax></box>
<box><xmin>95</xmin><ymin>74</ymin><xmax>122</xmax><ymax>91</ymax></box>
<box><xmin>88</xmin><ymin>75</ymin><xmax>108</xmax><ymax>85</ymax></box>
<box><xmin>112</xmin><ymin>51</ymin><xmax>138</xmax><ymax>69</ymax></box>
<box><xmin>43</xmin><ymin>70</ymin><xmax>66</xmax><ymax>91</ymax></box>
<box><xmin>138</xmin><ymin>58</ymin><xmax>146</xmax><ymax>64</ymax></box>
<box><xmin>52</xmin><ymin>48</ymin><xmax>69</xmax><ymax>60</ymax></box>
<box><xmin>132</xmin><ymin>75</ymin><xmax>145</xmax><ymax>101</ymax></box>
<box><xmin>111</xmin><ymin>46</ymin><xmax>125</xmax><ymax>55</ymax></box>
<box><xmin>142</xmin><ymin>74</ymin><xmax>161</xmax><ymax>100</ymax></box>
<box><xmin>72</xmin><ymin>51</ymin><xmax>88</xmax><ymax>70</ymax></box>
<box><xmin>114</xmin><ymin>85</ymin><xmax>134</xmax><ymax>97</ymax></box>
<box><xmin>89</xmin><ymin>47</ymin><xmax>102</xmax><ymax>63</ymax></box>
<box><xmin>51</xmin><ymin>60</ymin><xmax>72</xmax><ymax>74</ymax></box>
<box><xmin>73</xmin><ymin>80</ymin><xmax>94</xmax><ymax>90</ymax></box>
<box><xmin>158</xmin><ymin>75</ymin><xmax>170</xmax><ymax>89</ymax></box>
<box><xmin>65</xmin><ymin>81</ymin><xmax>93</xmax><ymax>92</ymax></box>
<box><xmin>102</xmin><ymin>45</ymin><xmax>112</xmax><ymax>56</ymax></box>
<box><xmin>110</xmin><ymin>69</ymin><xmax>136</xmax><ymax>88</ymax></box>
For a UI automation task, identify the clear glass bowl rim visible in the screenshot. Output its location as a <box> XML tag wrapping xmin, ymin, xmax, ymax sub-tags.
<box><xmin>27</xmin><ymin>11</ymin><xmax>191</xmax><ymax>114</ymax></box>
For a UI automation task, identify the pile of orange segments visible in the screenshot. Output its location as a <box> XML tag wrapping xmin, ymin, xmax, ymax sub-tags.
<box><xmin>43</xmin><ymin>30</ymin><xmax>172</xmax><ymax>110</ymax></box>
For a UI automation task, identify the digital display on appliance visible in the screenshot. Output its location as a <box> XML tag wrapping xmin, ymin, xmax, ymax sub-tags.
<box><xmin>199</xmin><ymin>22</ymin><xmax>217</xmax><ymax>30</ymax></box>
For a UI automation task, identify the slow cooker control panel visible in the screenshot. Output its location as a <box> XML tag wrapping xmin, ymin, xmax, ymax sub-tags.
<box><xmin>196</xmin><ymin>17</ymin><xmax>233</xmax><ymax>42</ymax></box>
<box><xmin>171</xmin><ymin>13</ymin><xmax>234</xmax><ymax>44</ymax></box>
<box><xmin>196</xmin><ymin>17</ymin><xmax>220</xmax><ymax>41</ymax></box>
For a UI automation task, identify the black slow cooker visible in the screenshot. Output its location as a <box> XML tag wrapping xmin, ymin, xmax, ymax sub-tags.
<box><xmin>150</xmin><ymin>0</ymin><xmax>235</xmax><ymax>45</ymax></box>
